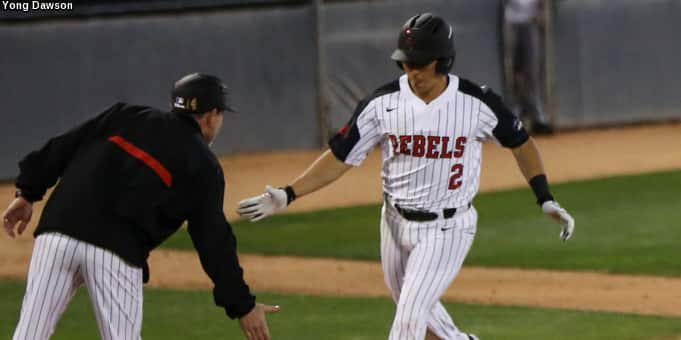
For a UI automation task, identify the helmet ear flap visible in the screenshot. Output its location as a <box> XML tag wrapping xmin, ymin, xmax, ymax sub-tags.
<box><xmin>395</xmin><ymin>61</ymin><xmax>404</xmax><ymax>71</ymax></box>
<box><xmin>436</xmin><ymin>56</ymin><xmax>455</xmax><ymax>74</ymax></box>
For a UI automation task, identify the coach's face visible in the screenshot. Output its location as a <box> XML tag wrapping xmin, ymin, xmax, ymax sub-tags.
<box><xmin>402</xmin><ymin>60</ymin><xmax>440</xmax><ymax>95</ymax></box>
<box><xmin>202</xmin><ymin>109</ymin><xmax>224</xmax><ymax>145</ymax></box>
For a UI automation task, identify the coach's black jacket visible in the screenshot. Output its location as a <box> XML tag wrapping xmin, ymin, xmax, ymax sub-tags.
<box><xmin>15</xmin><ymin>102</ymin><xmax>255</xmax><ymax>319</ymax></box>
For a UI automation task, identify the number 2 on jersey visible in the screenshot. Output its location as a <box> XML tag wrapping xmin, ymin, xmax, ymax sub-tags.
<box><xmin>449</xmin><ymin>164</ymin><xmax>464</xmax><ymax>190</ymax></box>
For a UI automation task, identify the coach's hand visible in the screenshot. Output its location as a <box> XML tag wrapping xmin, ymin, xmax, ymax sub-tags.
<box><xmin>542</xmin><ymin>200</ymin><xmax>575</xmax><ymax>241</ymax></box>
<box><xmin>239</xmin><ymin>303</ymin><xmax>280</xmax><ymax>340</ymax></box>
<box><xmin>2</xmin><ymin>197</ymin><xmax>33</xmax><ymax>238</ymax></box>
<box><xmin>237</xmin><ymin>186</ymin><xmax>288</xmax><ymax>222</ymax></box>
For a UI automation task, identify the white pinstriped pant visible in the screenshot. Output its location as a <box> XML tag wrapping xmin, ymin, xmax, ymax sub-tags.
<box><xmin>13</xmin><ymin>232</ymin><xmax>143</xmax><ymax>340</ymax></box>
<box><xmin>381</xmin><ymin>203</ymin><xmax>477</xmax><ymax>340</ymax></box>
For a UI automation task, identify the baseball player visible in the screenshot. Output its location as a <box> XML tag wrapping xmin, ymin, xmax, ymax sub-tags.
<box><xmin>237</xmin><ymin>13</ymin><xmax>574</xmax><ymax>340</ymax></box>
<box><xmin>2</xmin><ymin>73</ymin><xmax>279</xmax><ymax>340</ymax></box>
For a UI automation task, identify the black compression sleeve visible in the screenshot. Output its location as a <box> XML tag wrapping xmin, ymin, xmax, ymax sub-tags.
<box><xmin>529</xmin><ymin>174</ymin><xmax>554</xmax><ymax>205</ymax></box>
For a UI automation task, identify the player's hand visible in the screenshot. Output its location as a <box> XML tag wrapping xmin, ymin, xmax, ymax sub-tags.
<box><xmin>238</xmin><ymin>303</ymin><xmax>280</xmax><ymax>340</ymax></box>
<box><xmin>237</xmin><ymin>185</ymin><xmax>288</xmax><ymax>222</ymax></box>
<box><xmin>541</xmin><ymin>200</ymin><xmax>575</xmax><ymax>241</ymax></box>
<box><xmin>2</xmin><ymin>197</ymin><xmax>33</xmax><ymax>238</ymax></box>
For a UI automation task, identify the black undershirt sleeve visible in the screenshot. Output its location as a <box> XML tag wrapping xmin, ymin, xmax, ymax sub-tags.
<box><xmin>482</xmin><ymin>87</ymin><xmax>529</xmax><ymax>148</ymax></box>
<box><xmin>458</xmin><ymin>79</ymin><xmax>529</xmax><ymax>148</ymax></box>
<box><xmin>329</xmin><ymin>79</ymin><xmax>400</xmax><ymax>161</ymax></box>
<box><xmin>328</xmin><ymin>98</ymin><xmax>365</xmax><ymax>162</ymax></box>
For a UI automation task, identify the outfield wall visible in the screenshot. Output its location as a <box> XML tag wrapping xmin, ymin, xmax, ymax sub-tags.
<box><xmin>552</xmin><ymin>0</ymin><xmax>681</xmax><ymax>127</ymax></box>
<box><xmin>1</xmin><ymin>0</ymin><xmax>680</xmax><ymax>179</ymax></box>
<box><xmin>0</xmin><ymin>4</ymin><xmax>320</xmax><ymax>179</ymax></box>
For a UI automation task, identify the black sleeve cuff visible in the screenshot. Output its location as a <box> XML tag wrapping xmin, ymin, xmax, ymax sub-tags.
<box><xmin>501</xmin><ymin>131</ymin><xmax>530</xmax><ymax>149</ymax></box>
<box><xmin>14</xmin><ymin>187</ymin><xmax>42</xmax><ymax>203</ymax></box>
<box><xmin>142</xmin><ymin>262</ymin><xmax>150</xmax><ymax>284</ymax></box>
<box><xmin>529</xmin><ymin>174</ymin><xmax>554</xmax><ymax>205</ymax></box>
<box><xmin>225</xmin><ymin>294</ymin><xmax>256</xmax><ymax>319</ymax></box>
<box><xmin>327</xmin><ymin>135</ymin><xmax>349</xmax><ymax>163</ymax></box>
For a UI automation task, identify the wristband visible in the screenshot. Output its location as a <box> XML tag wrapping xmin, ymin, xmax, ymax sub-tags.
<box><xmin>282</xmin><ymin>185</ymin><xmax>297</xmax><ymax>206</ymax></box>
<box><xmin>529</xmin><ymin>174</ymin><xmax>554</xmax><ymax>205</ymax></box>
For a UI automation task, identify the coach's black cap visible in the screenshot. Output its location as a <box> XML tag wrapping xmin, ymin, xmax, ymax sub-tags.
<box><xmin>171</xmin><ymin>73</ymin><xmax>235</xmax><ymax>114</ymax></box>
<box><xmin>391</xmin><ymin>13</ymin><xmax>455</xmax><ymax>65</ymax></box>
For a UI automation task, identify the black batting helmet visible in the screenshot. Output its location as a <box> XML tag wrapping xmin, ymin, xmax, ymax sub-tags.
<box><xmin>391</xmin><ymin>13</ymin><xmax>456</xmax><ymax>74</ymax></box>
<box><xmin>171</xmin><ymin>73</ymin><xmax>234</xmax><ymax>114</ymax></box>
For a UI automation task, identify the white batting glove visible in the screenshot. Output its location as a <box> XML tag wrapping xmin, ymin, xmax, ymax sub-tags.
<box><xmin>541</xmin><ymin>200</ymin><xmax>575</xmax><ymax>241</ymax></box>
<box><xmin>237</xmin><ymin>185</ymin><xmax>288</xmax><ymax>222</ymax></box>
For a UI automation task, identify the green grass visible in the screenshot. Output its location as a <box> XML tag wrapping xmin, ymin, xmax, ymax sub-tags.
<box><xmin>2</xmin><ymin>280</ymin><xmax>680</xmax><ymax>340</ymax></box>
<box><xmin>163</xmin><ymin>170</ymin><xmax>681</xmax><ymax>276</ymax></box>
<box><xmin>164</xmin><ymin>203</ymin><xmax>384</xmax><ymax>259</ymax></box>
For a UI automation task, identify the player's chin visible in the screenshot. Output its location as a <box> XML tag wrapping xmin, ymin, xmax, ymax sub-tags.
<box><xmin>411</xmin><ymin>81</ymin><xmax>426</xmax><ymax>89</ymax></box>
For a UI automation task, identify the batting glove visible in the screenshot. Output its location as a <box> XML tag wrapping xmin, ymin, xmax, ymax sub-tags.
<box><xmin>541</xmin><ymin>200</ymin><xmax>575</xmax><ymax>241</ymax></box>
<box><xmin>237</xmin><ymin>185</ymin><xmax>288</xmax><ymax>222</ymax></box>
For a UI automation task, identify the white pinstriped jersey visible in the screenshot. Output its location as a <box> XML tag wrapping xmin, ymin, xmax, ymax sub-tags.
<box><xmin>329</xmin><ymin>74</ymin><xmax>528</xmax><ymax>210</ymax></box>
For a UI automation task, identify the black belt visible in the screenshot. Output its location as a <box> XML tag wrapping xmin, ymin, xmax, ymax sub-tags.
<box><xmin>394</xmin><ymin>203</ymin><xmax>471</xmax><ymax>222</ymax></box>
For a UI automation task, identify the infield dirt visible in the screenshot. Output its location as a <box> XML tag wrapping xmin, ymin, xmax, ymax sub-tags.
<box><xmin>1</xmin><ymin>123</ymin><xmax>681</xmax><ymax>316</ymax></box>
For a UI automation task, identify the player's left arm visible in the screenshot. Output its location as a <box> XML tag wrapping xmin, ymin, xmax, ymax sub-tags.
<box><xmin>475</xmin><ymin>83</ymin><xmax>574</xmax><ymax>240</ymax></box>
<box><xmin>511</xmin><ymin>138</ymin><xmax>575</xmax><ymax>241</ymax></box>
<box><xmin>511</xmin><ymin>137</ymin><xmax>546</xmax><ymax>183</ymax></box>
<box><xmin>187</xmin><ymin>163</ymin><xmax>279</xmax><ymax>326</ymax></box>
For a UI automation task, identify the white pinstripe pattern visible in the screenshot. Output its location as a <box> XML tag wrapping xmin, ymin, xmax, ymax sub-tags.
<box><xmin>341</xmin><ymin>73</ymin><xmax>501</xmax><ymax>339</ymax></box>
<box><xmin>381</xmin><ymin>204</ymin><xmax>477</xmax><ymax>340</ymax></box>
<box><xmin>13</xmin><ymin>233</ymin><xmax>143</xmax><ymax>340</ymax></box>
<box><xmin>344</xmin><ymin>75</ymin><xmax>501</xmax><ymax>212</ymax></box>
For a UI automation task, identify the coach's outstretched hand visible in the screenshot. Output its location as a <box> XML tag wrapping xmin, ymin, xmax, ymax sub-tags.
<box><xmin>239</xmin><ymin>303</ymin><xmax>280</xmax><ymax>340</ymax></box>
<box><xmin>2</xmin><ymin>197</ymin><xmax>33</xmax><ymax>238</ymax></box>
<box><xmin>542</xmin><ymin>201</ymin><xmax>575</xmax><ymax>241</ymax></box>
<box><xmin>237</xmin><ymin>186</ymin><xmax>288</xmax><ymax>222</ymax></box>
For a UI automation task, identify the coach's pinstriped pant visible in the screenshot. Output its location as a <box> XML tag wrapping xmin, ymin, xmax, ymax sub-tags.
<box><xmin>381</xmin><ymin>203</ymin><xmax>477</xmax><ymax>340</ymax></box>
<box><xmin>13</xmin><ymin>232</ymin><xmax>143</xmax><ymax>340</ymax></box>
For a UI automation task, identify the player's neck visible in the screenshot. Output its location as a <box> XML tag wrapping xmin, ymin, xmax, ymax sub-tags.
<box><xmin>410</xmin><ymin>75</ymin><xmax>449</xmax><ymax>104</ymax></box>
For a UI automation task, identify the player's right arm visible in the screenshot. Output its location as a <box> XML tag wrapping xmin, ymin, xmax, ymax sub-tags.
<box><xmin>14</xmin><ymin>102</ymin><xmax>127</xmax><ymax>202</ymax></box>
<box><xmin>290</xmin><ymin>93</ymin><xmax>384</xmax><ymax>198</ymax></box>
<box><xmin>235</xmin><ymin>149</ymin><xmax>350</xmax><ymax>222</ymax></box>
<box><xmin>237</xmin><ymin>94</ymin><xmax>382</xmax><ymax>221</ymax></box>
<box><xmin>289</xmin><ymin>149</ymin><xmax>351</xmax><ymax>198</ymax></box>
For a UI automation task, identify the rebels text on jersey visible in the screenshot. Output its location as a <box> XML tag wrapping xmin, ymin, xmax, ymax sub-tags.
<box><xmin>329</xmin><ymin>75</ymin><xmax>529</xmax><ymax>210</ymax></box>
